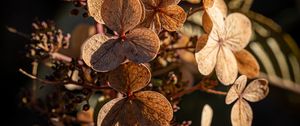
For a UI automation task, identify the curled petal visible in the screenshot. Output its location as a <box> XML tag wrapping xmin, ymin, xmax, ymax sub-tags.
<box><xmin>224</xmin><ymin>13</ymin><xmax>252</xmax><ymax>51</ymax></box>
<box><xmin>159</xmin><ymin>5</ymin><xmax>187</xmax><ymax>31</ymax></box>
<box><xmin>108</xmin><ymin>62</ymin><xmax>151</xmax><ymax>94</ymax></box>
<box><xmin>235</xmin><ymin>49</ymin><xmax>260</xmax><ymax>78</ymax></box>
<box><xmin>195</xmin><ymin>37</ymin><xmax>219</xmax><ymax>75</ymax></box>
<box><xmin>243</xmin><ymin>79</ymin><xmax>269</xmax><ymax>102</ymax></box>
<box><xmin>231</xmin><ymin>99</ymin><xmax>253</xmax><ymax>126</ymax></box>
<box><xmin>124</xmin><ymin>28</ymin><xmax>160</xmax><ymax>63</ymax></box>
<box><xmin>225</xmin><ymin>75</ymin><xmax>247</xmax><ymax>104</ymax></box>
<box><xmin>87</xmin><ymin>0</ymin><xmax>105</xmax><ymax>24</ymax></box>
<box><xmin>101</xmin><ymin>0</ymin><xmax>143</xmax><ymax>33</ymax></box>
<box><xmin>91</xmin><ymin>40</ymin><xmax>125</xmax><ymax>72</ymax></box>
<box><xmin>216</xmin><ymin>46</ymin><xmax>238</xmax><ymax>85</ymax></box>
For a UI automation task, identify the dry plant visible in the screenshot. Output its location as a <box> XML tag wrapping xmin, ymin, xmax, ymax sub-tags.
<box><xmin>10</xmin><ymin>0</ymin><xmax>300</xmax><ymax>126</ymax></box>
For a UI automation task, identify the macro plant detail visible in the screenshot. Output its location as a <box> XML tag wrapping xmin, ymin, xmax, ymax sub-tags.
<box><xmin>9</xmin><ymin>0</ymin><xmax>300</xmax><ymax>126</ymax></box>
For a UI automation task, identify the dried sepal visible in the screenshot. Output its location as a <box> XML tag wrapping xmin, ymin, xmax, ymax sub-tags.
<box><xmin>97</xmin><ymin>91</ymin><xmax>173</xmax><ymax>126</ymax></box>
<box><xmin>224</xmin><ymin>13</ymin><xmax>252</xmax><ymax>51</ymax></box>
<box><xmin>140</xmin><ymin>0</ymin><xmax>186</xmax><ymax>32</ymax></box>
<box><xmin>226</xmin><ymin>75</ymin><xmax>269</xmax><ymax>126</ymax></box>
<box><xmin>134</xmin><ymin>91</ymin><xmax>173</xmax><ymax>125</ymax></box>
<box><xmin>195</xmin><ymin>34</ymin><xmax>208</xmax><ymax>52</ymax></box>
<box><xmin>87</xmin><ymin>0</ymin><xmax>104</xmax><ymax>24</ymax></box>
<box><xmin>225</xmin><ymin>75</ymin><xmax>247</xmax><ymax>104</ymax></box>
<box><xmin>97</xmin><ymin>97</ymin><xmax>125</xmax><ymax>126</ymax></box>
<box><xmin>81</xmin><ymin>34</ymin><xmax>107</xmax><ymax>65</ymax></box>
<box><xmin>159</xmin><ymin>5</ymin><xmax>187</xmax><ymax>31</ymax></box>
<box><xmin>101</xmin><ymin>0</ymin><xmax>143</xmax><ymax>33</ymax></box>
<box><xmin>91</xmin><ymin>39</ymin><xmax>125</xmax><ymax>72</ymax></box>
<box><xmin>195</xmin><ymin>38</ymin><xmax>219</xmax><ymax>76</ymax></box>
<box><xmin>231</xmin><ymin>99</ymin><xmax>253</xmax><ymax>126</ymax></box>
<box><xmin>201</xmin><ymin>104</ymin><xmax>213</xmax><ymax>126</ymax></box>
<box><xmin>235</xmin><ymin>49</ymin><xmax>260</xmax><ymax>78</ymax></box>
<box><xmin>202</xmin><ymin>12</ymin><xmax>213</xmax><ymax>33</ymax></box>
<box><xmin>243</xmin><ymin>79</ymin><xmax>269</xmax><ymax>102</ymax></box>
<box><xmin>124</xmin><ymin>28</ymin><xmax>160</xmax><ymax>63</ymax></box>
<box><xmin>108</xmin><ymin>62</ymin><xmax>151</xmax><ymax>94</ymax></box>
<box><xmin>215</xmin><ymin>46</ymin><xmax>238</xmax><ymax>85</ymax></box>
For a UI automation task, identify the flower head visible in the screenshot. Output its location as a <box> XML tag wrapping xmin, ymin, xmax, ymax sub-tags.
<box><xmin>140</xmin><ymin>0</ymin><xmax>187</xmax><ymax>33</ymax></box>
<box><xmin>195</xmin><ymin>0</ymin><xmax>252</xmax><ymax>85</ymax></box>
<box><xmin>82</xmin><ymin>0</ymin><xmax>160</xmax><ymax>72</ymax></box>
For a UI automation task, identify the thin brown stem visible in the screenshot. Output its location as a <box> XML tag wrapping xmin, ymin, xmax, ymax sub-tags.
<box><xmin>19</xmin><ymin>69</ymin><xmax>111</xmax><ymax>90</ymax></box>
<box><xmin>171</xmin><ymin>81</ymin><xmax>227</xmax><ymax>100</ymax></box>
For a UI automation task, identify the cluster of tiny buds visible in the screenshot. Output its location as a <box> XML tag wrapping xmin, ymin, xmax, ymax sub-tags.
<box><xmin>27</xmin><ymin>21</ymin><xmax>71</xmax><ymax>59</ymax></box>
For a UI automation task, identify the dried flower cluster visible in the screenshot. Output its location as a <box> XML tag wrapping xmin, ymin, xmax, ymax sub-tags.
<box><xmin>14</xmin><ymin>0</ymin><xmax>275</xmax><ymax>126</ymax></box>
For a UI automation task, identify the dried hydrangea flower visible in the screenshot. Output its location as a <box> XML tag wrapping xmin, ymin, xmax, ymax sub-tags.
<box><xmin>139</xmin><ymin>0</ymin><xmax>187</xmax><ymax>33</ymax></box>
<box><xmin>225</xmin><ymin>75</ymin><xmax>269</xmax><ymax>126</ymax></box>
<box><xmin>82</xmin><ymin>0</ymin><xmax>160</xmax><ymax>72</ymax></box>
<box><xmin>97</xmin><ymin>62</ymin><xmax>173</xmax><ymax>126</ymax></box>
<box><xmin>195</xmin><ymin>0</ymin><xmax>252</xmax><ymax>85</ymax></box>
<box><xmin>201</xmin><ymin>104</ymin><xmax>213</xmax><ymax>126</ymax></box>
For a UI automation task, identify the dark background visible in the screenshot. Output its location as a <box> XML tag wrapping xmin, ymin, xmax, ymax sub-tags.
<box><xmin>0</xmin><ymin>0</ymin><xmax>300</xmax><ymax>125</ymax></box>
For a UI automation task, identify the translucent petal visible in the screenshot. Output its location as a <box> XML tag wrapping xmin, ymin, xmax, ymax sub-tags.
<box><xmin>224</xmin><ymin>13</ymin><xmax>252</xmax><ymax>51</ymax></box>
<box><xmin>159</xmin><ymin>5</ymin><xmax>187</xmax><ymax>31</ymax></box>
<box><xmin>225</xmin><ymin>75</ymin><xmax>247</xmax><ymax>104</ymax></box>
<box><xmin>243</xmin><ymin>79</ymin><xmax>269</xmax><ymax>102</ymax></box>
<box><xmin>216</xmin><ymin>46</ymin><xmax>238</xmax><ymax>85</ymax></box>
<box><xmin>108</xmin><ymin>62</ymin><xmax>151</xmax><ymax>94</ymax></box>
<box><xmin>235</xmin><ymin>49</ymin><xmax>260</xmax><ymax>78</ymax></box>
<box><xmin>87</xmin><ymin>0</ymin><xmax>105</xmax><ymax>24</ymax></box>
<box><xmin>124</xmin><ymin>28</ymin><xmax>160</xmax><ymax>63</ymax></box>
<box><xmin>195</xmin><ymin>37</ymin><xmax>219</xmax><ymax>75</ymax></box>
<box><xmin>231</xmin><ymin>99</ymin><xmax>253</xmax><ymax>126</ymax></box>
<box><xmin>101</xmin><ymin>0</ymin><xmax>143</xmax><ymax>33</ymax></box>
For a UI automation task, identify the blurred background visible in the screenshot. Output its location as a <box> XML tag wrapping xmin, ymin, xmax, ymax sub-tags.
<box><xmin>0</xmin><ymin>0</ymin><xmax>299</xmax><ymax>125</ymax></box>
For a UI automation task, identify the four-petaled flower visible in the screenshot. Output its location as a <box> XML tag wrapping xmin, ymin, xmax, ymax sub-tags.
<box><xmin>139</xmin><ymin>0</ymin><xmax>187</xmax><ymax>33</ymax></box>
<box><xmin>82</xmin><ymin>0</ymin><xmax>160</xmax><ymax>72</ymax></box>
<box><xmin>195</xmin><ymin>0</ymin><xmax>252</xmax><ymax>85</ymax></box>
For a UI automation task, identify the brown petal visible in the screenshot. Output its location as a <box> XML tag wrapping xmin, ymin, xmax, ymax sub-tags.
<box><xmin>139</xmin><ymin>10</ymin><xmax>162</xmax><ymax>33</ymax></box>
<box><xmin>97</xmin><ymin>97</ymin><xmax>126</xmax><ymax>126</ymax></box>
<box><xmin>82</xmin><ymin>34</ymin><xmax>109</xmax><ymax>67</ymax></box>
<box><xmin>225</xmin><ymin>75</ymin><xmax>247</xmax><ymax>104</ymax></box>
<box><xmin>159</xmin><ymin>5</ymin><xmax>187</xmax><ymax>31</ymax></box>
<box><xmin>216</xmin><ymin>46</ymin><xmax>238</xmax><ymax>85</ymax></box>
<box><xmin>202</xmin><ymin>11</ymin><xmax>213</xmax><ymax>33</ymax></box>
<box><xmin>203</xmin><ymin>0</ymin><xmax>214</xmax><ymax>9</ymax></box>
<box><xmin>82</xmin><ymin>34</ymin><xmax>125</xmax><ymax>72</ymax></box>
<box><xmin>108</xmin><ymin>62</ymin><xmax>151</xmax><ymax>94</ymax></box>
<box><xmin>97</xmin><ymin>91</ymin><xmax>173</xmax><ymax>126</ymax></box>
<box><xmin>224</xmin><ymin>13</ymin><xmax>252</xmax><ymax>51</ymax></box>
<box><xmin>140</xmin><ymin>0</ymin><xmax>160</xmax><ymax>9</ymax></box>
<box><xmin>243</xmin><ymin>79</ymin><xmax>269</xmax><ymax>102</ymax></box>
<box><xmin>195</xmin><ymin>37</ymin><xmax>219</xmax><ymax>76</ymax></box>
<box><xmin>201</xmin><ymin>104</ymin><xmax>213</xmax><ymax>126</ymax></box>
<box><xmin>234</xmin><ymin>49</ymin><xmax>260</xmax><ymax>78</ymax></box>
<box><xmin>160</xmin><ymin>0</ymin><xmax>181</xmax><ymax>7</ymax></box>
<box><xmin>231</xmin><ymin>99</ymin><xmax>253</xmax><ymax>126</ymax></box>
<box><xmin>101</xmin><ymin>0</ymin><xmax>143</xmax><ymax>33</ymax></box>
<box><xmin>124</xmin><ymin>28</ymin><xmax>160</xmax><ymax>63</ymax></box>
<box><xmin>195</xmin><ymin>34</ymin><xmax>208</xmax><ymax>52</ymax></box>
<box><xmin>87</xmin><ymin>0</ymin><xmax>104</xmax><ymax>24</ymax></box>
<box><xmin>134</xmin><ymin>91</ymin><xmax>173</xmax><ymax>125</ymax></box>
